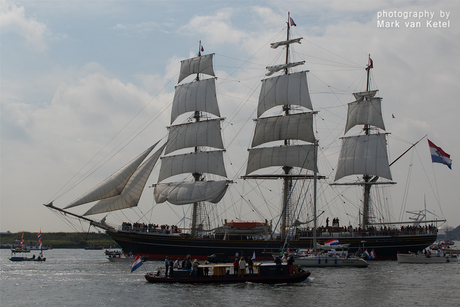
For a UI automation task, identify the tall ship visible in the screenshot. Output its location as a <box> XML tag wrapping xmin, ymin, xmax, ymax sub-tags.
<box><xmin>46</xmin><ymin>14</ymin><xmax>439</xmax><ymax>260</ymax></box>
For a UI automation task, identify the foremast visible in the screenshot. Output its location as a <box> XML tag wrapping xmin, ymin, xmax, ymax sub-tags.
<box><xmin>244</xmin><ymin>13</ymin><xmax>320</xmax><ymax>242</ymax></box>
<box><xmin>333</xmin><ymin>56</ymin><xmax>395</xmax><ymax>229</ymax></box>
<box><xmin>153</xmin><ymin>41</ymin><xmax>229</xmax><ymax>238</ymax></box>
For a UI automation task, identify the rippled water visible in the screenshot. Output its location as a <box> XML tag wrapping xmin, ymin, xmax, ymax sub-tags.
<box><xmin>1</xmin><ymin>247</ymin><xmax>459</xmax><ymax>307</ymax></box>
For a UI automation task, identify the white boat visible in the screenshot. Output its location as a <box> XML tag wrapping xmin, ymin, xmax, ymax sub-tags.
<box><xmin>107</xmin><ymin>254</ymin><xmax>135</xmax><ymax>262</ymax></box>
<box><xmin>397</xmin><ymin>252</ymin><xmax>457</xmax><ymax>264</ymax></box>
<box><xmin>294</xmin><ymin>255</ymin><xmax>368</xmax><ymax>268</ymax></box>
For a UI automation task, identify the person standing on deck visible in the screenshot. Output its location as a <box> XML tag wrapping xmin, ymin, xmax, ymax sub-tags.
<box><xmin>274</xmin><ymin>256</ymin><xmax>282</xmax><ymax>275</ymax></box>
<box><xmin>164</xmin><ymin>256</ymin><xmax>170</xmax><ymax>277</ymax></box>
<box><xmin>233</xmin><ymin>258</ymin><xmax>239</xmax><ymax>276</ymax></box>
<box><xmin>239</xmin><ymin>257</ymin><xmax>246</xmax><ymax>277</ymax></box>
<box><xmin>287</xmin><ymin>254</ymin><xmax>294</xmax><ymax>275</ymax></box>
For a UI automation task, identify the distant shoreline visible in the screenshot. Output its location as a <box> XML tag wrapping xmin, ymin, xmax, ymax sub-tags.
<box><xmin>0</xmin><ymin>232</ymin><xmax>119</xmax><ymax>249</ymax></box>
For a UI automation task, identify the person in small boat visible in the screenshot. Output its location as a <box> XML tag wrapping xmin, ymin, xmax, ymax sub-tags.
<box><xmin>287</xmin><ymin>254</ymin><xmax>294</xmax><ymax>275</ymax></box>
<box><xmin>174</xmin><ymin>258</ymin><xmax>180</xmax><ymax>269</ymax></box>
<box><xmin>169</xmin><ymin>259</ymin><xmax>174</xmax><ymax>277</ymax></box>
<box><xmin>239</xmin><ymin>257</ymin><xmax>246</xmax><ymax>277</ymax></box>
<box><xmin>164</xmin><ymin>256</ymin><xmax>170</xmax><ymax>277</ymax></box>
<box><xmin>224</xmin><ymin>270</ymin><xmax>231</xmax><ymax>277</ymax></box>
<box><xmin>203</xmin><ymin>261</ymin><xmax>209</xmax><ymax>276</ymax></box>
<box><xmin>274</xmin><ymin>256</ymin><xmax>282</xmax><ymax>275</ymax></box>
<box><xmin>191</xmin><ymin>259</ymin><xmax>199</xmax><ymax>277</ymax></box>
<box><xmin>295</xmin><ymin>265</ymin><xmax>305</xmax><ymax>273</ymax></box>
<box><xmin>247</xmin><ymin>257</ymin><xmax>254</xmax><ymax>276</ymax></box>
<box><xmin>233</xmin><ymin>258</ymin><xmax>239</xmax><ymax>276</ymax></box>
<box><xmin>183</xmin><ymin>254</ymin><xmax>192</xmax><ymax>270</ymax></box>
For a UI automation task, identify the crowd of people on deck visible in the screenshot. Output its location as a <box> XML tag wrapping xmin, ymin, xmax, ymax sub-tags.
<box><xmin>298</xmin><ymin>222</ymin><xmax>438</xmax><ymax>238</ymax></box>
<box><xmin>121</xmin><ymin>222</ymin><xmax>180</xmax><ymax>234</ymax></box>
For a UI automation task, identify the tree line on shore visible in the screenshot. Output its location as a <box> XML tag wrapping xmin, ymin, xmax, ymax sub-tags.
<box><xmin>0</xmin><ymin>232</ymin><xmax>119</xmax><ymax>249</ymax></box>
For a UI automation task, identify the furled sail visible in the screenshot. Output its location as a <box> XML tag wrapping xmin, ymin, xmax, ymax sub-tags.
<box><xmin>171</xmin><ymin>78</ymin><xmax>219</xmax><ymax>124</ymax></box>
<box><xmin>65</xmin><ymin>141</ymin><xmax>160</xmax><ymax>209</ymax></box>
<box><xmin>246</xmin><ymin>145</ymin><xmax>316</xmax><ymax>175</ymax></box>
<box><xmin>165</xmin><ymin>119</ymin><xmax>224</xmax><ymax>155</ymax></box>
<box><xmin>83</xmin><ymin>143</ymin><xmax>166</xmax><ymax>215</ymax></box>
<box><xmin>270</xmin><ymin>37</ymin><xmax>302</xmax><ymax>49</ymax></box>
<box><xmin>178</xmin><ymin>53</ymin><xmax>215</xmax><ymax>83</ymax></box>
<box><xmin>265</xmin><ymin>61</ymin><xmax>305</xmax><ymax>76</ymax></box>
<box><xmin>251</xmin><ymin>112</ymin><xmax>314</xmax><ymax>147</ymax></box>
<box><xmin>154</xmin><ymin>181</ymin><xmax>228</xmax><ymax>205</ymax></box>
<box><xmin>158</xmin><ymin>150</ymin><xmax>227</xmax><ymax>182</ymax></box>
<box><xmin>334</xmin><ymin>134</ymin><xmax>392</xmax><ymax>181</ymax></box>
<box><xmin>345</xmin><ymin>97</ymin><xmax>385</xmax><ymax>133</ymax></box>
<box><xmin>258</xmin><ymin>71</ymin><xmax>312</xmax><ymax>117</ymax></box>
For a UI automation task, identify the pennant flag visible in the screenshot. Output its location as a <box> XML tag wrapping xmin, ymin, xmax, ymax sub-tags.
<box><xmin>370</xmin><ymin>249</ymin><xmax>376</xmax><ymax>259</ymax></box>
<box><xmin>252</xmin><ymin>251</ymin><xmax>256</xmax><ymax>260</ymax></box>
<box><xmin>20</xmin><ymin>233</ymin><xmax>24</xmax><ymax>247</ymax></box>
<box><xmin>324</xmin><ymin>239</ymin><xmax>339</xmax><ymax>246</ymax></box>
<box><xmin>369</xmin><ymin>57</ymin><xmax>373</xmax><ymax>68</ymax></box>
<box><xmin>131</xmin><ymin>255</ymin><xmax>143</xmax><ymax>273</ymax></box>
<box><xmin>38</xmin><ymin>229</ymin><xmax>43</xmax><ymax>255</ymax></box>
<box><xmin>201</xmin><ymin>45</ymin><xmax>204</xmax><ymax>52</ymax></box>
<box><xmin>428</xmin><ymin>139</ymin><xmax>452</xmax><ymax>169</ymax></box>
<box><xmin>290</xmin><ymin>17</ymin><xmax>297</xmax><ymax>27</ymax></box>
<box><xmin>364</xmin><ymin>249</ymin><xmax>371</xmax><ymax>260</ymax></box>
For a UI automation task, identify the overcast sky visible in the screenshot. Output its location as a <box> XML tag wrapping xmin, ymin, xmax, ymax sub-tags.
<box><xmin>1</xmin><ymin>0</ymin><xmax>459</xmax><ymax>233</ymax></box>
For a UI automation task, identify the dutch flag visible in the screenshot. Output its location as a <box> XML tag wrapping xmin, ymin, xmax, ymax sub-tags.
<box><xmin>130</xmin><ymin>255</ymin><xmax>143</xmax><ymax>273</ymax></box>
<box><xmin>428</xmin><ymin>139</ymin><xmax>452</xmax><ymax>169</ymax></box>
<box><xmin>324</xmin><ymin>239</ymin><xmax>339</xmax><ymax>246</ymax></box>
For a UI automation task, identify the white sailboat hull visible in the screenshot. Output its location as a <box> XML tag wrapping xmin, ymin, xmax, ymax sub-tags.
<box><xmin>397</xmin><ymin>253</ymin><xmax>454</xmax><ymax>264</ymax></box>
<box><xmin>295</xmin><ymin>256</ymin><xmax>368</xmax><ymax>268</ymax></box>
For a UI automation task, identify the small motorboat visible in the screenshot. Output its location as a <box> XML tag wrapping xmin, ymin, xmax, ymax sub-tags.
<box><xmin>9</xmin><ymin>255</ymin><xmax>46</xmax><ymax>262</ymax></box>
<box><xmin>145</xmin><ymin>262</ymin><xmax>310</xmax><ymax>284</ymax></box>
<box><xmin>397</xmin><ymin>251</ymin><xmax>456</xmax><ymax>264</ymax></box>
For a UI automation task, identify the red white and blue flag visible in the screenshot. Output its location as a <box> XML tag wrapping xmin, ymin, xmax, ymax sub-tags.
<box><xmin>370</xmin><ymin>249</ymin><xmax>376</xmax><ymax>259</ymax></box>
<box><xmin>428</xmin><ymin>139</ymin><xmax>452</xmax><ymax>169</ymax></box>
<box><xmin>364</xmin><ymin>249</ymin><xmax>371</xmax><ymax>259</ymax></box>
<box><xmin>38</xmin><ymin>229</ymin><xmax>43</xmax><ymax>255</ymax></box>
<box><xmin>290</xmin><ymin>17</ymin><xmax>297</xmax><ymax>27</ymax></box>
<box><xmin>324</xmin><ymin>239</ymin><xmax>339</xmax><ymax>246</ymax></box>
<box><xmin>130</xmin><ymin>255</ymin><xmax>143</xmax><ymax>273</ymax></box>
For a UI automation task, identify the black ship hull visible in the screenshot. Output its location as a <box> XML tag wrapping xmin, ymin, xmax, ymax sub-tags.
<box><xmin>107</xmin><ymin>230</ymin><xmax>436</xmax><ymax>261</ymax></box>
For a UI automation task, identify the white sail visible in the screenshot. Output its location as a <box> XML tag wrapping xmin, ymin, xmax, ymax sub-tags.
<box><xmin>345</xmin><ymin>98</ymin><xmax>385</xmax><ymax>133</ymax></box>
<box><xmin>65</xmin><ymin>141</ymin><xmax>160</xmax><ymax>209</ymax></box>
<box><xmin>165</xmin><ymin>119</ymin><xmax>224</xmax><ymax>155</ymax></box>
<box><xmin>252</xmin><ymin>112</ymin><xmax>314</xmax><ymax>147</ymax></box>
<box><xmin>270</xmin><ymin>37</ymin><xmax>303</xmax><ymax>49</ymax></box>
<box><xmin>154</xmin><ymin>181</ymin><xmax>228</xmax><ymax>205</ymax></box>
<box><xmin>258</xmin><ymin>71</ymin><xmax>312</xmax><ymax>117</ymax></box>
<box><xmin>178</xmin><ymin>53</ymin><xmax>215</xmax><ymax>83</ymax></box>
<box><xmin>158</xmin><ymin>150</ymin><xmax>227</xmax><ymax>182</ymax></box>
<box><xmin>171</xmin><ymin>78</ymin><xmax>220</xmax><ymax>124</ymax></box>
<box><xmin>83</xmin><ymin>143</ymin><xmax>166</xmax><ymax>216</ymax></box>
<box><xmin>334</xmin><ymin>134</ymin><xmax>392</xmax><ymax>181</ymax></box>
<box><xmin>265</xmin><ymin>61</ymin><xmax>305</xmax><ymax>76</ymax></box>
<box><xmin>246</xmin><ymin>145</ymin><xmax>316</xmax><ymax>175</ymax></box>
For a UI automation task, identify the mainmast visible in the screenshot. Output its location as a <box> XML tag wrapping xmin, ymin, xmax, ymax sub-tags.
<box><xmin>191</xmin><ymin>41</ymin><xmax>205</xmax><ymax>238</ymax></box>
<box><xmin>362</xmin><ymin>55</ymin><xmax>372</xmax><ymax>228</ymax></box>
<box><xmin>244</xmin><ymin>12</ymin><xmax>320</xmax><ymax>242</ymax></box>
<box><xmin>281</xmin><ymin>12</ymin><xmax>293</xmax><ymax>241</ymax></box>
